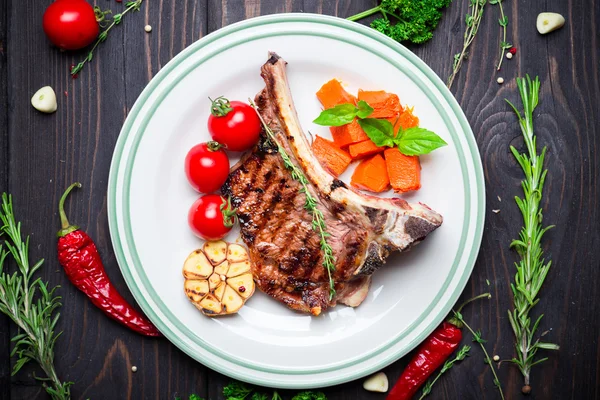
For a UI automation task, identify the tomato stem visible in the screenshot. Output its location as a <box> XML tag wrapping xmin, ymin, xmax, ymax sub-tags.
<box><xmin>57</xmin><ymin>182</ymin><xmax>82</xmax><ymax>237</ymax></box>
<box><xmin>207</xmin><ymin>141</ymin><xmax>223</xmax><ymax>152</ymax></box>
<box><xmin>220</xmin><ymin>196</ymin><xmax>238</xmax><ymax>228</ymax></box>
<box><xmin>209</xmin><ymin>96</ymin><xmax>233</xmax><ymax>117</ymax></box>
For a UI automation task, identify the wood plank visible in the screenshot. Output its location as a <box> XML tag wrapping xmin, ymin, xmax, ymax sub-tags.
<box><xmin>0</xmin><ymin>0</ymin><xmax>10</xmax><ymax>397</ymax></box>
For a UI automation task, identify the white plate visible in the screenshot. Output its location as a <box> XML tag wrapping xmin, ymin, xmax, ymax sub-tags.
<box><xmin>108</xmin><ymin>14</ymin><xmax>485</xmax><ymax>389</ymax></box>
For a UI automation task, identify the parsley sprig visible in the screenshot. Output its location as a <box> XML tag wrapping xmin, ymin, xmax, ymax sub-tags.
<box><xmin>250</xmin><ymin>101</ymin><xmax>336</xmax><ymax>300</ymax></box>
<box><xmin>347</xmin><ymin>0</ymin><xmax>452</xmax><ymax>44</ymax></box>
<box><xmin>505</xmin><ymin>76</ymin><xmax>559</xmax><ymax>393</ymax></box>
<box><xmin>0</xmin><ymin>194</ymin><xmax>72</xmax><ymax>400</ymax></box>
<box><xmin>71</xmin><ymin>1</ymin><xmax>144</xmax><ymax>76</ymax></box>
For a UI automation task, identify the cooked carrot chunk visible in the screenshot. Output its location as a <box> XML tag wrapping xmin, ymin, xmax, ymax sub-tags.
<box><xmin>348</xmin><ymin>139</ymin><xmax>385</xmax><ymax>160</ymax></box>
<box><xmin>358</xmin><ymin>90</ymin><xmax>402</xmax><ymax>119</ymax></box>
<box><xmin>351</xmin><ymin>154</ymin><xmax>390</xmax><ymax>193</ymax></box>
<box><xmin>330</xmin><ymin>119</ymin><xmax>369</xmax><ymax>148</ymax></box>
<box><xmin>384</xmin><ymin>148</ymin><xmax>421</xmax><ymax>193</ymax></box>
<box><xmin>316</xmin><ymin>79</ymin><xmax>357</xmax><ymax>109</ymax></box>
<box><xmin>312</xmin><ymin>135</ymin><xmax>352</xmax><ymax>177</ymax></box>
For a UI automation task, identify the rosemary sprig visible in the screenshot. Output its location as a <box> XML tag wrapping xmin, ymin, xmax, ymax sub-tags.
<box><xmin>418</xmin><ymin>345</ymin><xmax>471</xmax><ymax>399</ymax></box>
<box><xmin>249</xmin><ymin>101</ymin><xmax>336</xmax><ymax>299</ymax></box>
<box><xmin>0</xmin><ymin>194</ymin><xmax>72</xmax><ymax>399</ymax></box>
<box><xmin>453</xmin><ymin>311</ymin><xmax>505</xmax><ymax>400</ymax></box>
<box><xmin>71</xmin><ymin>0</ymin><xmax>143</xmax><ymax>76</ymax></box>
<box><xmin>505</xmin><ymin>76</ymin><xmax>559</xmax><ymax>393</ymax></box>
<box><xmin>490</xmin><ymin>0</ymin><xmax>511</xmax><ymax>71</ymax></box>
<box><xmin>447</xmin><ymin>0</ymin><xmax>487</xmax><ymax>88</ymax></box>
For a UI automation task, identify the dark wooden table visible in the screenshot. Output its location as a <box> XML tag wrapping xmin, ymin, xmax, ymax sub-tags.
<box><xmin>1</xmin><ymin>1</ymin><xmax>598</xmax><ymax>399</ymax></box>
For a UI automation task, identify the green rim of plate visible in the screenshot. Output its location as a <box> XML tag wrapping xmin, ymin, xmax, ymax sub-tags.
<box><xmin>108</xmin><ymin>13</ymin><xmax>485</xmax><ymax>388</ymax></box>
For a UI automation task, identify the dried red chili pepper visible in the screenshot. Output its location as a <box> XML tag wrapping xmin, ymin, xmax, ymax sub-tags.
<box><xmin>387</xmin><ymin>293</ymin><xmax>490</xmax><ymax>400</ymax></box>
<box><xmin>57</xmin><ymin>182</ymin><xmax>162</xmax><ymax>337</ymax></box>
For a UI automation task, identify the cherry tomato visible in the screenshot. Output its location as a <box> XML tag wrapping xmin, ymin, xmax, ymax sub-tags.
<box><xmin>43</xmin><ymin>0</ymin><xmax>99</xmax><ymax>51</ymax></box>
<box><xmin>188</xmin><ymin>195</ymin><xmax>237</xmax><ymax>241</ymax></box>
<box><xmin>207</xmin><ymin>97</ymin><xmax>261</xmax><ymax>152</ymax></box>
<box><xmin>185</xmin><ymin>142</ymin><xmax>230</xmax><ymax>193</ymax></box>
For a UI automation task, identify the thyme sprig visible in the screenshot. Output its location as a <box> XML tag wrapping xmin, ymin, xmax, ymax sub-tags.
<box><xmin>0</xmin><ymin>194</ymin><xmax>72</xmax><ymax>399</ymax></box>
<box><xmin>418</xmin><ymin>345</ymin><xmax>471</xmax><ymax>399</ymax></box>
<box><xmin>453</xmin><ymin>311</ymin><xmax>505</xmax><ymax>400</ymax></box>
<box><xmin>447</xmin><ymin>0</ymin><xmax>487</xmax><ymax>88</ymax></box>
<box><xmin>505</xmin><ymin>76</ymin><xmax>559</xmax><ymax>393</ymax></box>
<box><xmin>249</xmin><ymin>101</ymin><xmax>336</xmax><ymax>299</ymax></box>
<box><xmin>71</xmin><ymin>0</ymin><xmax>143</xmax><ymax>76</ymax></box>
<box><xmin>490</xmin><ymin>0</ymin><xmax>511</xmax><ymax>71</ymax></box>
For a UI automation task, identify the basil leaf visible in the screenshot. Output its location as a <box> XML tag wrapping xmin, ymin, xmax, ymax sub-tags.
<box><xmin>313</xmin><ymin>103</ymin><xmax>357</xmax><ymax>126</ymax></box>
<box><xmin>395</xmin><ymin>127</ymin><xmax>448</xmax><ymax>156</ymax></box>
<box><xmin>356</xmin><ymin>100</ymin><xmax>374</xmax><ymax>119</ymax></box>
<box><xmin>357</xmin><ymin>118</ymin><xmax>396</xmax><ymax>147</ymax></box>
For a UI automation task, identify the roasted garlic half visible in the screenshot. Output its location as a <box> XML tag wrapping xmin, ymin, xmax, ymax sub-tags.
<box><xmin>183</xmin><ymin>241</ymin><xmax>255</xmax><ymax>316</ymax></box>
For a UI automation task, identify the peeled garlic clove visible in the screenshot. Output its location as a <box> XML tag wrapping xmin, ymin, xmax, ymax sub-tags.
<box><xmin>31</xmin><ymin>86</ymin><xmax>57</xmax><ymax>113</ymax></box>
<box><xmin>363</xmin><ymin>372</ymin><xmax>388</xmax><ymax>393</ymax></box>
<box><xmin>536</xmin><ymin>12</ymin><xmax>565</xmax><ymax>34</ymax></box>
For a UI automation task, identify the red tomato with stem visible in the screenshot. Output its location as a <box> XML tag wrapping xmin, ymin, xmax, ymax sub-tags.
<box><xmin>43</xmin><ymin>0</ymin><xmax>99</xmax><ymax>50</ymax></box>
<box><xmin>188</xmin><ymin>195</ymin><xmax>237</xmax><ymax>241</ymax></box>
<box><xmin>207</xmin><ymin>97</ymin><xmax>261</xmax><ymax>152</ymax></box>
<box><xmin>184</xmin><ymin>142</ymin><xmax>230</xmax><ymax>193</ymax></box>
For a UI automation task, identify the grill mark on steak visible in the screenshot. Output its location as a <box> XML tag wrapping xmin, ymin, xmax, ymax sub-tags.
<box><xmin>224</xmin><ymin>53</ymin><xmax>443</xmax><ymax>315</ymax></box>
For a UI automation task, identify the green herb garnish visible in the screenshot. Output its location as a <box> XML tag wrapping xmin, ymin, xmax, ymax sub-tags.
<box><xmin>71</xmin><ymin>1</ymin><xmax>144</xmax><ymax>77</ymax></box>
<box><xmin>347</xmin><ymin>0</ymin><xmax>452</xmax><ymax>45</ymax></box>
<box><xmin>453</xmin><ymin>309</ymin><xmax>505</xmax><ymax>400</ymax></box>
<box><xmin>250</xmin><ymin>101</ymin><xmax>336</xmax><ymax>300</ymax></box>
<box><xmin>315</xmin><ymin>101</ymin><xmax>447</xmax><ymax>156</ymax></box>
<box><xmin>222</xmin><ymin>381</ymin><xmax>325</xmax><ymax>400</ymax></box>
<box><xmin>447</xmin><ymin>0</ymin><xmax>487</xmax><ymax>89</ymax></box>
<box><xmin>490</xmin><ymin>0</ymin><xmax>511</xmax><ymax>71</ymax></box>
<box><xmin>0</xmin><ymin>193</ymin><xmax>72</xmax><ymax>399</ymax></box>
<box><xmin>313</xmin><ymin>100</ymin><xmax>373</xmax><ymax>126</ymax></box>
<box><xmin>505</xmin><ymin>76</ymin><xmax>559</xmax><ymax>394</ymax></box>
<box><xmin>419</xmin><ymin>345</ymin><xmax>471</xmax><ymax>399</ymax></box>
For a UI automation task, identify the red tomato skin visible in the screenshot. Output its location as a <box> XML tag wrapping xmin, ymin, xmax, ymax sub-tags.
<box><xmin>184</xmin><ymin>143</ymin><xmax>230</xmax><ymax>193</ymax></box>
<box><xmin>207</xmin><ymin>101</ymin><xmax>261</xmax><ymax>152</ymax></box>
<box><xmin>188</xmin><ymin>195</ymin><xmax>232</xmax><ymax>241</ymax></box>
<box><xmin>43</xmin><ymin>0</ymin><xmax>99</xmax><ymax>50</ymax></box>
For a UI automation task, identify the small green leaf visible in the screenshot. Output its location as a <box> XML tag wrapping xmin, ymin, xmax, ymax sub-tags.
<box><xmin>313</xmin><ymin>103</ymin><xmax>357</xmax><ymax>126</ymax></box>
<box><xmin>356</xmin><ymin>100</ymin><xmax>374</xmax><ymax>119</ymax></box>
<box><xmin>396</xmin><ymin>127</ymin><xmax>448</xmax><ymax>156</ymax></box>
<box><xmin>357</xmin><ymin>118</ymin><xmax>395</xmax><ymax>147</ymax></box>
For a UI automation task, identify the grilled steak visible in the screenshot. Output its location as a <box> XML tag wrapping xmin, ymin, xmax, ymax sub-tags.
<box><xmin>222</xmin><ymin>53</ymin><xmax>443</xmax><ymax>315</ymax></box>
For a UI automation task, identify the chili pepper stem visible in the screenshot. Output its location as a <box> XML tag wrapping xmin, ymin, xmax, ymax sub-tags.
<box><xmin>57</xmin><ymin>182</ymin><xmax>82</xmax><ymax>237</ymax></box>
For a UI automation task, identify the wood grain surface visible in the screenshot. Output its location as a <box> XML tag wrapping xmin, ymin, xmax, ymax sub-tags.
<box><xmin>1</xmin><ymin>0</ymin><xmax>598</xmax><ymax>399</ymax></box>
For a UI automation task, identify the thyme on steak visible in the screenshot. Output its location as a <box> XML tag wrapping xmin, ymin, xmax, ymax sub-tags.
<box><xmin>249</xmin><ymin>101</ymin><xmax>336</xmax><ymax>300</ymax></box>
<box><xmin>505</xmin><ymin>76</ymin><xmax>559</xmax><ymax>393</ymax></box>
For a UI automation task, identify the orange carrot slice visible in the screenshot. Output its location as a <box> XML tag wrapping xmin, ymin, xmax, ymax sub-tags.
<box><xmin>348</xmin><ymin>139</ymin><xmax>385</xmax><ymax>160</ymax></box>
<box><xmin>351</xmin><ymin>154</ymin><xmax>390</xmax><ymax>193</ymax></box>
<box><xmin>384</xmin><ymin>148</ymin><xmax>421</xmax><ymax>193</ymax></box>
<box><xmin>316</xmin><ymin>79</ymin><xmax>357</xmax><ymax>109</ymax></box>
<box><xmin>330</xmin><ymin>119</ymin><xmax>369</xmax><ymax>148</ymax></box>
<box><xmin>312</xmin><ymin>135</ymin><xmax>352</xmax><ymax>177</ymax></box>
<box><xmin>358</xmin><ymin>90</ymin><xmax>401</xmax><ymax>119</ymax></box>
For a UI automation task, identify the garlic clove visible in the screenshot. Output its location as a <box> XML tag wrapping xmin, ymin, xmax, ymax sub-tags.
<box><xmin>31</xmin><ymin>86</ymin><xmax>57</xmax><ymax>113</ymax></box>
<box><xmin>536</xmin><ymin>12</ymin><xmax>565</xmax><ymax>34</ymax></box>
<box><xmin>363</xmin><ymin>372</ymin><xmax>389</xmax><ymax>393</ymax></box>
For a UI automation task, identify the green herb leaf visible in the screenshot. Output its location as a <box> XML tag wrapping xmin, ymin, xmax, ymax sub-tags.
<box><xmin>313</xmin><ymin>103</ymin><xmax>357</xmax><ymax>126</ymax></box>
<box><xmin>356</xmin><ymin>100</ymin><xmax>374</xmax><ymax>119</ymax></box>
<box><xmin>357</xmin><ymin>118</ymin><xmax>396</xmax><ymax>147</ymax></box>
<box><xmin>396</xmin><ymin>127</ymin><xmax>448</xmax><ymax>155</ymax></box>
